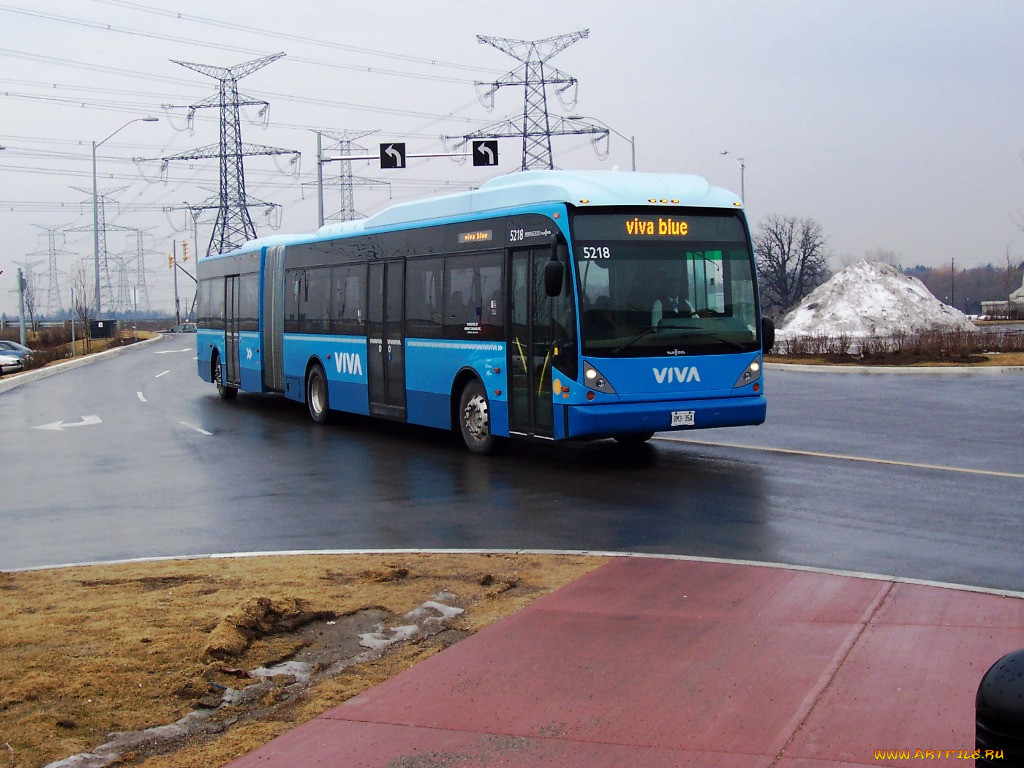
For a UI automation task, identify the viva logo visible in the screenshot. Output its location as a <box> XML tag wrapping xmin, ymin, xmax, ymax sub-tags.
<box><xmin>653</xmin><ymin>366</ymin><xmax>701</xmax><ymax>384</ymax></box>
<box><xmin>335</xmin><ymin>352</ymin><xmax>363</xmax><ymax>376</ymax></box>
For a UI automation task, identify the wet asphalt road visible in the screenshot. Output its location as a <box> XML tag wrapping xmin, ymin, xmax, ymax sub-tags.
<box><xmin>1</xmin><ymin>335</ymin><xmax>1021</xmax><ymax>591</ymax></box>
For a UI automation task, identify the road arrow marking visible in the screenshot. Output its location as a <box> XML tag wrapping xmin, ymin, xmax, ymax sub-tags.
<box><xmin>34</xmin><ymin>415</ymin><xmax>102</xmax><ymax>431</ymax></box>
<box><xmin>137</xmin><ymin>392</ymin><xmax>147</xmax><ymax>402</ymax></box>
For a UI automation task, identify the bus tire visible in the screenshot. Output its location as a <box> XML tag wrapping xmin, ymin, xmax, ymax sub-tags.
<box><xmin>458</xmin><ymin>379</ymin><xmax>497</xmax><ymax>455</ymax></box>
<box><xmin>306</xmin><ymin>363</ymin><xmax>332</xmax><ymax>424</ymax></box>
<box><xmin>614</xmin><ymin>431</ymin><xmax>654</xmax><ymax>445</ymax></box>
<box><xmin>214</xmin><ymin>354</ymin><xmax>237</xmax><ymax>401</ymax></box>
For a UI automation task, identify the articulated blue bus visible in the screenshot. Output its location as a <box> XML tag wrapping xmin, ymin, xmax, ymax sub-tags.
<box><xmin>196</xmin><ymin>170</ymin><xmax>773</xmax><ymax>454</ymax></box>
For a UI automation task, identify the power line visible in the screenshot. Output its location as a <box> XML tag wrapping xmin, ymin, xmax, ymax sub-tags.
<box><xmin>443</xmin><ymin>30</ymin><xmax>608</xmax><ymax>171</ymax></box>
<box><xmin>91</xmin><ymin>0</ymin><xmax>502</xmax><ymax>75</ymax></box>
<box><xmin>0</xmin><ymin>51</ymin><xmax>495</xmax><ymax>127</ymax></box>
<box><xmin>0</xmin><ymin>4</ymin><xmax>483</xmax><ymax>85</ymax></box>
<box><xmin>162</xmin><ymin>53</ymin><xmax>299</xmax><ymax>256</ymax></box>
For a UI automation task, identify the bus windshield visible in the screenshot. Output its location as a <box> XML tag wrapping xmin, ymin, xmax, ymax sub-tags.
<box><xmin>572</xmin><ymin>210</ymin><xmax>760</xmax><ymax>357</ymax></box>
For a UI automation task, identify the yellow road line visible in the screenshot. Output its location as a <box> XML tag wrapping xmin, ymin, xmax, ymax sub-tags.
<box><xmin>657</xmin><ymin>436</ymin><xmax>1024</xmax><ymax>479</ymax></box>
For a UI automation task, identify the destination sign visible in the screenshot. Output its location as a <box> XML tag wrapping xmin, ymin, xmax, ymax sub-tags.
<box><xmin>625</xmin><ymin>216</ymin><xmax>689</xmax><ymax>237</ymax></box>
<box><xmin>573</xmin><ymin>212</ymin><xmax>745</xmax><ymax>242</ymax></box>
<box><xmin>458</xmin><ymin>230</ymin><xmax>493</xmax><ymax>243</ymax></box>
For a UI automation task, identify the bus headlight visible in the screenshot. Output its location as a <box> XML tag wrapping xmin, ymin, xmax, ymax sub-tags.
<box><xmin>733</xmin><ymin>357</ymin><xmax>762</xmax><ymax>389</ymax></box>
<box><xmin>584</xmin><ymin>361</ymin><xmax>616</xmax><ymax>394</ymax></box>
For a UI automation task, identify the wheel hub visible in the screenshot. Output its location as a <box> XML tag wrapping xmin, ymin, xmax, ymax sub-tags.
<box><xmin>464</xmin><ymin>394</ymin><xmax>489</xmax><ymax>439</ymax></box>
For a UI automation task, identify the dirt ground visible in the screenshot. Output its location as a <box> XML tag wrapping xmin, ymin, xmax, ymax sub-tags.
<box><xmin>0</xmin><ymin>553</ymin><xmax>603</xmax><ymax>768</ymax></box>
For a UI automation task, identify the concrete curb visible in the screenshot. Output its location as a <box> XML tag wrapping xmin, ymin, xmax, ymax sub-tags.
<box><xmin>0</xmin><ymin>335</ymin><xmax>165</xmax><ymax>394</ymax></box>
<box><xmin>10</xmin><ymin>547</ymin><xmax>1024</xmax><ymax>599</ymax></box>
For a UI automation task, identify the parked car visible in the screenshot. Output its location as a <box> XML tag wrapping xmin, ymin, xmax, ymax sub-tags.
<box><xmin>0</xmin><ymin>352</ymin><xmax>24</xmax><ymax>375</ymax></box>
<box><xmin>0</xmin><ymin>340</ymin><xmax>35</xmax><ymax>359</ymax></box>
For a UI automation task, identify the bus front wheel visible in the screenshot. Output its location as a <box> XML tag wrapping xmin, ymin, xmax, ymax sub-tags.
<box><xmin>458</xmin><ymin>379</ymin><xmax>498</xmax><ymax>455</ymax></box>
<box><xmin>306</xmin><ymin>363</ymin><xmax>332</xmax><ymax>424</ymax></box>
<box><xmin>614</xmin><ymin>431</ymin><xmax>654</xmax><ymax>445</ymax></box>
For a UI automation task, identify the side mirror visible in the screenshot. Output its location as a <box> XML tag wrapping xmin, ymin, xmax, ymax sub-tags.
<box><xmin>544</xmin><ymin>239</ymin><xmax>567</xmax><ymax>297</ymax></box>
<box><xmin>761</xmin><ymin>316</ymin><xmax>775</xmax><ymax>352</ymax></box>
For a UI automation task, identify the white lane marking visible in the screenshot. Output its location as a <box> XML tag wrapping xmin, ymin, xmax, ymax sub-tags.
<box><xmin>153</xmin><ymin>348</ymin><xmax>193</xmax><ymax>355</ymax></box>
<box><xmin>657</xmin><ymin>436</ymin><xmax>1024</xmax><ymax>480</ymax></box>
<box><xmin>33</xmin><ymin>415</ymin><xmax>103</xmax><ymax>432</ymax></box>
<box><xmin>179</xmin><ymin>421</ymin><xmax>212</xmax><ymax>436</ymax></box>
<box><xmin>155</xmin><ymin>370</ymin><xmax>170</xmax><ymax>378</ymax></box>
<box><xmin>137</xmin><ymin>392</ymin><xmax>147</xmax><ymax>402</ymax></box>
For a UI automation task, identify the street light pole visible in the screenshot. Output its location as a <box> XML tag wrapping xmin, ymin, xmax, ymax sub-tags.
<box><xmin>720</xmin><ymin>151</ymin><xmax>746</xmax><ymax>204</ymax></box>
<box><xmin>92</xmin><ymin>116</ymin><xmax>158</xmax><ymax>317</ymax></box>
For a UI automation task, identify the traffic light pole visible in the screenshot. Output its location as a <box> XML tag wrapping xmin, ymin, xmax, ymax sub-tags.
<box><xmin>172</xmin><ymin>240</ymin><xmax>180</xmax><ymax>326</ymax></box>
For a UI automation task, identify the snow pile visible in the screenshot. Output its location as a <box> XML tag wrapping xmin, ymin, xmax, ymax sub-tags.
<box><xmin>778</xmin><ymin>261</ymin><xmax>977</xmax><ymax>339</ymax></box>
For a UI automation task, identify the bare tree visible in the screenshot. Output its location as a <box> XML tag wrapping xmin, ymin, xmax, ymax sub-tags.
<box><xmin>836</xmin><ymin>247</ymin><xmax>900</xmax><ymax>269</ymax></box>
<box><xmin>68</xmin><ymin>259</ymin><xmax>95</xmax><ymax>328</ymax></box>
<box><xmin>23</xmin><ymin>274</ymin><xmax>38</xmax><ymax>331</ymax></box>
<box><xmin>752</xmin><ymin>215</ymin><xmax>831</xmax><ymax>317</ymax></box>
<box><xmin>1003</xmin><ymin>244</ymin><xmax>1019</xmax><ymax>298</ymax></box>
<box><xmin>864</xmin><ymin>247</ymin><xmax>901</xmax><ymax>269</ymax></box>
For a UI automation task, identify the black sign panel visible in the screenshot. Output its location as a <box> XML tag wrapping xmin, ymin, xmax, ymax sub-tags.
<box><xmin>379</xmin><ymin>142</ymin><xmax>407</xmax><ymax>169</ymax></box>
<box><xmin>472</xmin><ymin>140</ymin><xmax>499</xmax><ymax>167</ymax></box>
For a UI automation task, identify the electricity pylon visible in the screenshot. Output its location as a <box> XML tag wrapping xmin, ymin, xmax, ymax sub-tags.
<box><xmin>444</xmin><ymin>30</ymin><xmax>608</xmax><ymax>170</ymax></box>
<box><xmin>315</xmin><ymin>129</ymin><xmax>390</xmax><ymax>224</ymax></box>
<box><xmin>161</xmin><ymin>53</ymin><xmax>299</xmax><ymax>256</ymax></box>
<box><xmin>30</xmin><ymin>226</ymin><xmax>75</xmax><ymax>317</ymax></box>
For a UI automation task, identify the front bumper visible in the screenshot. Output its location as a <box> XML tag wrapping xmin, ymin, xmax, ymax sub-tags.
<box><xmin>567</xmin><ymin>394</ymin><xmax>765</xmax><ymax>439</ymax></box>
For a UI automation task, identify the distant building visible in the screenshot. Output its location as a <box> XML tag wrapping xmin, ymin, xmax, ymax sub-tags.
<box><xmin>1011</xmin><ymin>275</ymin><xmax>1024</xmax><ymax>312</ymax></box>
<box><xmin>980</xmin><ymin>301</ymin><xmax>1011</xmax><ymax>319</ymax></box>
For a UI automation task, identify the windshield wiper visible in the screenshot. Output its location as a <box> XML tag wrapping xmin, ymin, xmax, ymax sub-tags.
<box><xmin>611</xmin><ymin>324</ymin><xmax>746</xmax><ymax>355</ymax></box>
<box><xmin>611</xmin><ymin>326</ymin><xmax>660</xmax><ymax>355</ymax></box>
<box><xmin>611</xmin><ymin>323</ymin><xmax>702</xmax><ymax>355</ymax></box>
<box><xmin>687</xmin><ymin>331</ymin><xmax>747</xmax><ymax>351</ymax></box>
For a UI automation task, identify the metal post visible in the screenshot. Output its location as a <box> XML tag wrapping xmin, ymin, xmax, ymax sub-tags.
<box><xmin>316</xmin><ymin>131</ymin><xmax>325</xmax><ymax>228</ymax></box>
<box><xmin>92</xmin><ymin>140</ymin><xmax>101</xmax><ymax>316</ymax></box>
<box><xmin>70</xmin><ymin>286</ymin><xmax>76</xmax><ymax>357</ymax></box>
<box><xmin>17</xmin><ymin>268</ymin><xmax>27</xmax><ymax>346</ymax></box>
<box><xmin>720</xmin><ymin>151</ymin><xmax>747</xmax><ymax>204</ymax></box>
<box><xmin>91</xmin><ymin>117</ymin><xmax>159</xmax><ymax>318</ymax></box>
<box><xmin>173</xmin><ymin>240</ymin><xmax>181</xmax><ymax>327</ymax></box>
<box><xmin>951</xmin><ymin>258</ymin><xmax>955</xmax><ymax>309</ymax></box>
<box><xmin>629</xmin><ymin>135</ymin><xmax>636</xmax><ymax>172</ymax></box>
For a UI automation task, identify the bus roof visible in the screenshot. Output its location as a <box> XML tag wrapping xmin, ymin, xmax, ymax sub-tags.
<box><xmin>216</xmin><ymin>170</ymin><xmax>742</xmax><ymax>257</ymax></box>
<box><xmin>317</xmin><ymin>170</ymin><xmax>741</xmax><ymax>237</ymax></box>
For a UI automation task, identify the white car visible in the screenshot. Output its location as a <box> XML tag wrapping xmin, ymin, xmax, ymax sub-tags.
<box><xmin>0</xmin><ymin>352</ymin><xmax>23</xmax><ymax>375</ymax></box>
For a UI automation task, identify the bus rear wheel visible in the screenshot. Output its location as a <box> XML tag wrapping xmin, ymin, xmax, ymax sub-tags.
<box><xmin>458</xmin><ymin>379</ymin><xmax>498</xmax><ymax>455</ymax></box>
<box><xmin>214</xmin><ymin>355</ymin><xmax>237</xmax><ymax>401</ymax></box>
<box><xmin>306</xmin><ymin>363</ymin><xmax>331</xmax><ymax>424</ymax></box>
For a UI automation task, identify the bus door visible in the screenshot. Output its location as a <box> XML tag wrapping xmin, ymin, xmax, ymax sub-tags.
<box><xmin>224</xmin><ymin>275</ymin><xmax>241</xmax><ymax>387</ymax></box>
<box><xmin>508</xmin><ymin>248</ymin><xmax>555</xmax><ymax>438</ymax></box>
<box><xmin>367</xmin><ymin>260</ymin><xmax>406</xmax><ymax>419</ymax></box>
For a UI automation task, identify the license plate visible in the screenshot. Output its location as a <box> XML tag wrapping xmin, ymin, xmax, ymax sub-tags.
<box><xmin>671</xmin><ymin>410</ymin><xmax>695</xmax><ymax>427</ymax></box>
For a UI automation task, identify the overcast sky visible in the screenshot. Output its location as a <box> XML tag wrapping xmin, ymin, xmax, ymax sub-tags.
<box><xmin>2</xmin><ymin>0</ymin><xmax>1022</xmax><ymax>317</ymax></box>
